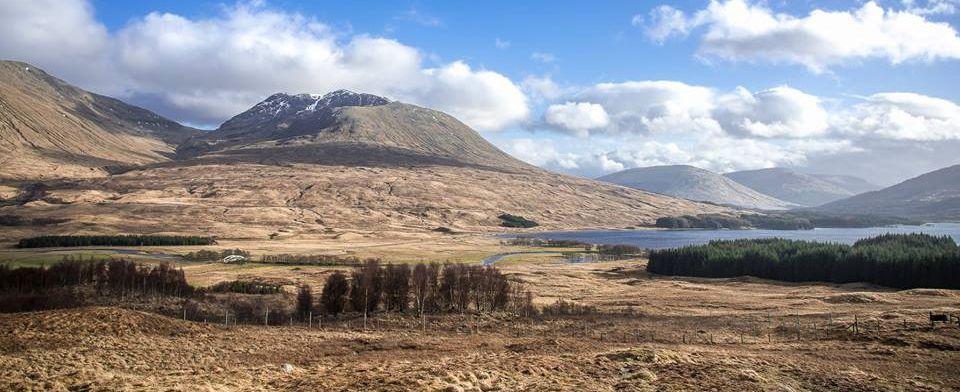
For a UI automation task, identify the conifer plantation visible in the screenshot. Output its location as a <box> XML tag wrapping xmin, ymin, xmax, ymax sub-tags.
<box><xmin>647</xmin><ymin>233</ymin><xmax>960</xmax><ymax>289</ymax></box>
<box><xmin>17</xmin><ymin>235</ymin><xmax>216</xmax><ymax>248</ymax></box>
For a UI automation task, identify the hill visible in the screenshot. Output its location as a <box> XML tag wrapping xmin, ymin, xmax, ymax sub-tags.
<box><xmin>176</xmin><ymin>90</ymin><xmax>529</xmax><ymax>171</ymax></box>
<box><xmin>0</xmin><ymin>73</ymin><xmax>729</xmax><ymax>237</ymax></box>
<box><xmin>815</xmin><ymin>165</ymin><xmax>960</xmax><ymax>220</ymax></box>
<box><xmin>597</xmin><ymin>165</ymin><xmax>796</xmax><ymax>210</ymax></box>
<box><xmin>724</xmin><ymin>168</ymin><xmax>878</xmax><ymax>207</ymax></box>
<box><xmin>0</xmin><ymin>61</ymin><xmax>198</xmax><ymax>180</ymax></box>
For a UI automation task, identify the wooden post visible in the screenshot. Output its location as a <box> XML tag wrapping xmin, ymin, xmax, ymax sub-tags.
<box><xmin>224</xmin><ymin>310</ymin><xmax>228</xmax><ymax>326</ymax></box>
<box><xmin>854</xmin><ymin>315</ymin><xmax>859</xmax><ymax>334</ymax></box>
<box><xmin>767</xmin><ymin>333</ymin><xmax>771</xmax><ymax>344</ymax></box>
<box><xmin>308</xmin><ymin>311</ymin><xmax>312</xmax><ymax>329</ymax></box>
<box><xmin>264</xmin><ymin>308</ymin><xmax>269</xmax><ymax>326</ymax></box>
<box><xmin>682</xmin><ymin>332</ymin><xmax>686</xmax><ymax>344</ymax></box>
<box><xmin>183</xmin><ymin>307</ymin><xmax>187</xmax><ymax>321</ymax></box>
<box><xmin>740</xmin><ymin>331</ymin><xmax>744</xmax><ymax>344</ymax></box>
<box><xmin>796</xmin><ymin>314</ymin><xmax>801</xmax><ymax>342</ymax></box>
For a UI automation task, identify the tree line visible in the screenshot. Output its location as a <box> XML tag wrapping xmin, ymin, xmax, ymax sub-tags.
<box><xmin>647</xmin><ymin>233</ymin><xmax>960</xmax><ymax>289</ymax></box>
<box><xmin>17</xmin><ymin>235</ymin><xmax>216</xmax><ymax>248</ymax></box>
<box><xmin>0</xmin><ymin>258</ymin><xmax>193</xmax><ymax>312</ymax></box>
<box><xmin>259</xmin><ymin>253</ymin><xmax>362</xmax><ymax>266</ymax></box>
<box><xmin>0</xmin><ymin>257</ymin><xmax>533</xmax><ymax>318</ymax></box>
<box><xmin>303</xmin><ymin>259</ymin><xmax>530</xmax><ymax>321</ymax></box>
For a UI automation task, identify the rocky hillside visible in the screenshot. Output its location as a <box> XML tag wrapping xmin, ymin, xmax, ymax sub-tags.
<box><xmin>0</xmin><ymin>70</ymin><xmax>730</xmax><ymax>237</ymax></box>
<box><xmin>177</xmin><ymin>90</ymin><xmax>529</xmax><ymax>171</ymax></box>
<box><xmin>815</xmin><ymin>165</ymin><xmax>960</xmax><ymax>220</ymax></box>
<box><xmin>725</xmin><ymin>168</ymin><xmax>879</xmax><ymax>207</ymax></box>
<box><xmin>598</xmin><ymin>165</ymin><xmax>796</xmax><ymax>210</ymax></box>
<box><xmin>0</xmin><ymin>61</ymin><xmax>198</xmax><ymax>180</ymax></box>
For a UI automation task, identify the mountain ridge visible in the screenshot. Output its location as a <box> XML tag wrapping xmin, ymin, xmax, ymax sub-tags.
<box><xmin>597</xmin><ymin>165</ymin><xmax>797</xmax><ymax>210</ymax></box>
<box><xmin>815</xmin><ymin>164</ymin><xmax>960</xmax><ymax>220</ymax></box>
<box><xmin>0</xmin><ymin>60</ymin><xmax>199</xmax><ymax>180</ymax></box>
<box><xmin>176</xmin><ymin>89</ymin><xmax>529</xmax><ymax>171</ymax></box>
<box><xmin>724</xmin><ymin>167</ymin><xmax>879</xmax><ymax>207</ymax></box>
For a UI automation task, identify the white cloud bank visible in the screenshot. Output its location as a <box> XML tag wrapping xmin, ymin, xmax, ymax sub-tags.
<box><xmin>0</xmin><ymin>0</ymin><xmax>528</xmax><ymax>130</ymax></box>
<box><xmin>638</xmin><ymin>0</ymin><xmax>960</xmax><ymax>72</ymax></box>
<box><xmin>838</xmin><ymin>92</ymin><xmax>960</xmax><ymax>141</ymax></box>
<box><xmin>527</xmin><ymin>79</ymin><xmax>957</xmax><ymax>178</ymax></box>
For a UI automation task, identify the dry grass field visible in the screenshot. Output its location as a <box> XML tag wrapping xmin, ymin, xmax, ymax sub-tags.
<box><xmin>2</xmin><ymin>238</ymin><xmax>959</xmax><ymax>391</ymax></box>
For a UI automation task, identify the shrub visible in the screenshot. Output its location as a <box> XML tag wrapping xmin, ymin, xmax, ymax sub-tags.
<box><xmin>498</xmin><ymin>214</ymin><xmax>539</xmax><ymax>228</ymax></box>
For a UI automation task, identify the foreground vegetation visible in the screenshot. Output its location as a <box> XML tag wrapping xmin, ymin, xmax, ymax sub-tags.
<box><xmin>17</xmin><ymin>235</ymin><xmax>216</xmax><ymax>248</ymax></box>
<box><xmin>648</xmin><ymin>233</ymin><xmax>960</xmax><ymax>289</ymax></box>
<box><xmin>0</xmin><ymin>257</ymin><xmax>531</xmax><ymax>321</ymax></box>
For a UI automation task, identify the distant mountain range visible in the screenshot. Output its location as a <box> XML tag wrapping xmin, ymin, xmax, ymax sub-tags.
<box><xmin>597</xmin><ymin>165</ymin><xmax>797</xmax><ymax>210</ymax></box>
<box><xmin>724</xmin><ymin>167</ymin><xmax>880</xmax><ymax>207</ymax></box>
<box><xmin>0</xmin><ymin>61</ymin><xmax>728</xmax><ymax>238</ymax></box>
<box><xmin>815</xmin><ymin>164</ymin><xmax>960</xmax><ymax>220</ymax></box>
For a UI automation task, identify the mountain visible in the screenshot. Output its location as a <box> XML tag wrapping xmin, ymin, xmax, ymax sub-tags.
<box><xmin>724</xmin><ymin>168</ymin><xmax>879</xmax><ymax>207</ymax></box>
<box><xmin>0</xmin><ymin>61</ymin><xmax>199</xmax><ymax>180</ymax></box>
<box><xmin>0</xmin><ymin>72</ymin><xmax>730</xmax><ymax>238</ymax></box>
<box><xmin>176</xmin><ymin>90</ymin><xmax>527</xmax><ymax>171</ymax></box>
<box><xmin>597</xmin><ymin>165</ymin><xmax>796</xmax><ymax>210</ymax></box>
<box><xmin>815</xmin><ymin>165</ymin><xmax>960</xmax><ymax>220</ymax></box>
<box><xmin>809</xmin><ymin>173</ymin><xmax>879</xmax><ymax>196</ymax></box>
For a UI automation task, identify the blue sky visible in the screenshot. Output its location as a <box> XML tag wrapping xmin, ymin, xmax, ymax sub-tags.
<box><xmin>88</xmin><ymin>0</ymin><xmax>959</xmax><ymax>100</ymax></box>
<box><xmin>4</xmin><ymin>0</ymin><xmax>960</xmax><ymax>184</ymax></box>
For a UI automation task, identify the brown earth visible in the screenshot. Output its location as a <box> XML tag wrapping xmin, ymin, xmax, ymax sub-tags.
<box><xmin>1</xmin><ymin>256</ymin><xmax>959</xmax><ymax>391</ymax></box>
<box><xmin>0</xmin><ymin>163</ymin><xmax>727</xmax><ymax>240</ymax></box>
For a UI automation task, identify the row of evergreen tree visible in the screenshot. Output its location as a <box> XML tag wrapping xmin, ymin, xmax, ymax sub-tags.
<box><xmin>647</xmin><ymin>233</ymin><xmax>960</xmax><ymax>289</ymax></box>
<box><xmin>17</xmin><ymin>235</ymin><xmax>216</xmax><ymax>248</ymax></box>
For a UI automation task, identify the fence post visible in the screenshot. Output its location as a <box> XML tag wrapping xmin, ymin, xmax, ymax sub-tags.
<box><xmin>854</xmin><ymin>315</ymin><xmax>859</xmax><ymax>334</ymax></box>
<box><xmin>796</xmin><ymin>314</ymin><xmax>801</xmax><ymax>342</ymax></box>
<box><xmin>308</xmin><ymin>311</ymin><xmax>312</xmax><ymax>329</ymax></box>
<box><xmin>264</xmin><ymin>308</ymin><xmax>269</xmax><ymax>326</ymax></box>
<box><xmin>224</xmin><ymin>310</ymin><xmax>228</xmax><ymax>327</ymax></box>
<box><xmin>183</xmin><ymin>307</ymin><xmax>187</xmax><ymax>321</ymax></box>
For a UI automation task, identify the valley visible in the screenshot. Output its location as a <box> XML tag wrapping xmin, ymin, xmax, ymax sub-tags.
<box><xmin>2</xmin><ymin>244</ymin><xmax>959</xmax><ymax>391</ymax></box>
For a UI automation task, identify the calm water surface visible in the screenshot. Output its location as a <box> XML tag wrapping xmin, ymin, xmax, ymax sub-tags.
<box><xmin>510</xmin><ymin>223</ymin><xmax>960</xmax><ymax>250</ymax></box>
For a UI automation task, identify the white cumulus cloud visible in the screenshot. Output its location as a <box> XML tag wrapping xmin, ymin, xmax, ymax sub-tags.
<box><xmin>576</xmin><ymin>81</ymin><xmax>718</xmax><ymax>135</ymax></box>
<box><xmin>544</xmin><ymin>102</ymin><xmax>610</xmax><ymax>137</ymax></box>
<box><xmin>638</xmin><ymin>0</ymin><xmax>960</xmax><ymax>73</ymax></box>
<box><xmin>836</xmin><ymin>92</ymin><xmax>960</xmax><ymax>141</ymax></box>
<box><xmin>715</xmin><ymin>86</ymin><xmax>829</xmax><ymax>138</ymax></box>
